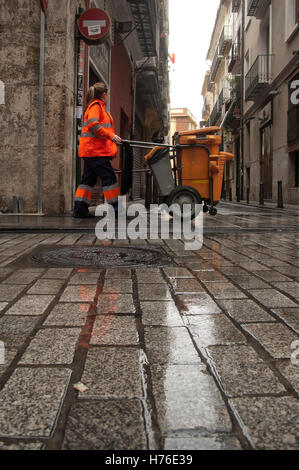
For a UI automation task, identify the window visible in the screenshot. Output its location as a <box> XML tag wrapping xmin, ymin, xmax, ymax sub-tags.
<box><xmin>285</xmin><ymin>0</ymin><xmax>299</xmax><ymax>41</ymax></box>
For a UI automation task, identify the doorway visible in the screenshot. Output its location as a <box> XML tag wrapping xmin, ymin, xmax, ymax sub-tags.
<box><xmin>260</xmin><ymin>124</ymin><xmax>273</xmax><ymax>200</ymax></box>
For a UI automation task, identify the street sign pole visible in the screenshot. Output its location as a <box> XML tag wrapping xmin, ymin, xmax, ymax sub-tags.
<box><xmin>37</xmin><ymin>7</ymin><xmax>45</xmax><ymax>215</ymax></box>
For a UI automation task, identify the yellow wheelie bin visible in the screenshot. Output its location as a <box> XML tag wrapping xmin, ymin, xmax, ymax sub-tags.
<box><xmin>172</xmin><ymin>127</ymin><xmax>234</xmax><ymax>215</ymax></box>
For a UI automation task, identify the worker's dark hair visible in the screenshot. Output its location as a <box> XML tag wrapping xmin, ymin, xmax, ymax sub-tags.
<box><xmin>86</xmin><ymin>82</ymin><xmax>108</xmax><ymax>106</ymax></box>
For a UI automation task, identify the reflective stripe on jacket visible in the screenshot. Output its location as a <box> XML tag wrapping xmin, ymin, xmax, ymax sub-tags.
<box><xmin>78</xmin><ymin>99</ymin><xmax>117</xmax><ymax>158</ymax></box>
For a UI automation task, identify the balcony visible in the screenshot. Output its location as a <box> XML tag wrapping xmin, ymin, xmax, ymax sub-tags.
<box><xmin>232</xmin><ymin>0</ymin><xmax>241</xmax><ymax>13</ymax></box>
<box><xmin>207</xmin><ymin>73</ymin><xmax>214</xmax><ymax>91</ymax></box>
<box><xmin>202</xmin><ymin>98</ymin><xmax>210</xmax><ymax>121</ymax></box>
<box><xmin>209</xmin><ymin>91</ymin><xmax>225</xmax><ymax>126</ymax></box>
<box><xmin>245</xmin><ymin>54</ymin><xmax>272</xmax><ymax>101</ymax></box>
<box><xmin>128</xmin><ymin>0</ymin><xmax>157</xmax><ymax>56</ymax></box>
<box><xmin>228</xmin><ymin>43</ymin><xmax>241</xmax><ymax>74</ymax></box>
<box><xmin>288</xmin><ymin>106</ymin><xmax>299</xmax><ymax>144</ymax></box>
<box><xmin>210</xmin><ymin>46</ymin><xmax>223</xmax><ymax>82</ymax></box>
<box><xmin>247</xmin><ymin>0</ymin><xmax>271</xmax><ymax>19</ymax></box>
<box><xmin>219</xmin><ymin>26</ymin><xmax>232</xmax><ymax>56</ymax></box>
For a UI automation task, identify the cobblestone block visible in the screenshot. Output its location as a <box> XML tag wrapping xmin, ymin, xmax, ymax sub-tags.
<box><xmin>151</xmin><ymin>364</ymin><xmax>232</xmax><ymax>433</ymax></box>
<box><xmin>163</xmin><ymin>267</ymin><xmax>194</xmax><ymax>278</ymax></box>
<box><xmin>5</xmin><ymin>295</ymin><xmax>55</xmax><ymax>316</ymax></box>
<box><xmin>186</xmin><ymin>314</ymin><xmax>246</xmax><ymax>347</ymax></box>
<box><xmin>42</xmin><ymin>268</ymin><xmax>73</xmax><ymax>279</ymax></box>
<box><xmin>138</xmin><ymin>285</ymin><xmax>172</xmax><ymax>301</ymax></box>
<box><xmin>140</xmin><ymin>301</ymin><xmax>183</xmax><ymax>327</ymax></box>
<box><xmin>207</xmin><ymin>345</ymin><xmax>285</xmax><ymax>397</ymax></box>
<box><xmin>0</xmin><ymin>285</ymin><xmax>27</xmax><ymax>302</ymax></box>
<box><xmin>62</xmin><ymin>399</ymin><xmax>147</xmax><ymax>450</ymax></box>
<box><xmin>0</xmin><ymin>368</ymin><xmax>71</xmax><ymax>438</ymax></box>
<box><xmin>102</xmin><ymin>279</ymin><xmax>133</xmax><ymax>293</ymax></box>
<box><xmin>219</xmin><ymin>299</ymin><xmax>274</xmax><ymax>323</ymax></box>
<box><xmin>27</xmin><ymin>279</ymin><xmax>65</xmax><ymax>295</ymax></box>
<box><xmin>59</xmin><ymin>285</ymin><xmax>97</xmax><ymax>303</ymax></box>
<box><xmin>90</xmin><ymin>316</ymin><xmax>138</xmax><ymax>345</ymax></box>
<box><xmin>177</xmin><ymin>294</ymin><xmax>222</xmax><ymax>315</ymax></box>
<box><xmin>169</xmin><ymin>278</ymin><xmax>205</xmax><ymax>294</ymax></box>
<box><xmin>43</xmin><ymin>303</ymin><xmax>90</xmax><ymax>327</ymax></box>
<box><xmin>68</xmin><ymin>272</ymin><xmax>101</xmax><ymax>285</ymax></box>
<box><xmin>243</xmin><ymin>323</ymin><xmax>298</xmax><ymax>358</ymax></box>
<box><xmin>164</xmin><ymin>433</ymin><xmax>241</xmax><ymax>450</ymax></box>
<box><xmin>275</xmin><ymin>360</ymin><xmax>299</xmax><ymax>394</ymax></box>
<box><xmin>229</xmin><ymin>396</ymin><xmax>299</xmax><ymax>450</ymax></box>
<box><xmin>19</xmin><ymin>328</ymin><xmax>81</xmax><ymax>364</ymax></box>
<box><xmin>96</xmin><ymin>294</ymin><xmax>135</xmax><ymax>314</ymax></box>
<box><xmin>0</xmin><ymin>315</ymin><xmax>40</xmax><ymax>348</ymax></box>
<box><xmin>79</xmin><ymin>347</ymin><xmax>142</xmax><ymax>398</ymax></box>
<box><xmin>105</xmin><ymin>269</ymin><xmax>132</xmax><ymax>279</ymax></box>
<box><xmin>203</xmin><ymin>282</ymin><xmax>247</xmax><ymax>299</ymax></box>
<box><xmin>1</xmin><ymin>271</ymin><xmax>41</xmax><ymax>285</ymax></box>
<box><xmin>145</xmin><ymin>326</ymin><xmax>201</xmax><ymax>364</ymax></box>
<box><xmin>271</xmin><ymin>308</ymin><xmax>299</xmax><ymax>333</ymax></box>
<box><xmin>248</xmin><ymin>289</ymin><xmax>298</xmax><ymax>308</ymax></box>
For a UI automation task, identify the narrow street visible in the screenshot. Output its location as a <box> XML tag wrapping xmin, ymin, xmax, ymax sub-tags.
<box><xmin>0</xmin><ymin>202</ymin><xmax>298</xmax><ymax>450</ymax></box>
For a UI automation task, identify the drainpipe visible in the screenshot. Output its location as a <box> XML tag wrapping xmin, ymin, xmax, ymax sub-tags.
<box><xmin>131</xmin><ymin>64</ymin><xmax>137</xmax><ymax>140</ymax></box>
<box><xmin>37</xmin><ymin>7</ymin><xmax>46</xmax><ymax>214</ymax></box>
<box><xmin>239</xmin><ymin>0</ymin><xmax>245</xmax><ymax>202</ymax></box>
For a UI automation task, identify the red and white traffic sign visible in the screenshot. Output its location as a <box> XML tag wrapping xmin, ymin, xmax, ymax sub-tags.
<box><xmin>78</xmin><ymin>9</ymin><xmax>110</xmax><ymax>44</ymax></box>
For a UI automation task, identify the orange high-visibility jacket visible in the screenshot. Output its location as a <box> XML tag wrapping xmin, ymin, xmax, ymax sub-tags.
<box><xmin>78</xmin><ymin>99</ymin><xmax>117</xmax><ymax>158</ymax></box>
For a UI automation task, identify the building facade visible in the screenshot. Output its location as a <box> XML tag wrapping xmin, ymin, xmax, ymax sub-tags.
<box><xmin>202</xmin><ymin>0</ymin><xmax>299</xmax><ymax>205</ymax></box>
<box><xmin>0</xmin><ymin>0</ymin><xmax>170</xmax><ymax>214</ymax></box>
<box><xmin>170</xmin><ymin>108</ymin><xmax>198</xmax><ymax>139</ymax></box>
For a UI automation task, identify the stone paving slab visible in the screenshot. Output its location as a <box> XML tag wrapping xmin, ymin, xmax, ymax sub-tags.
<box><xmin>0</xmin><ymin>442</ymin><xmax>44</xmax><ymax>450</ymax></box>
<box><xmin>43</xmin><ymin>303</ymin><xmax>90</xmax><ymax>327</ymax></box>
<box><xmin>185</xmin><ymin>314</ymin><xmax>247</xmax><ymax>347</ymax></box>
<box><xmin>19</xmin><ymin>328</ymin><xmax>81</xmax><ymax>364</ymax></box>
<box><xmin>168</xmin><ymin>278</ymin><xmax>205</xmax><ymax>294</ymax></box>
<box><xmin>271</xmin><ymin>308</ymin><xmax>299</xmax><ymax>333</ymax></box>
<box><xmin>90</xmin><ymin>316</ymin><xmax>139</xmax><ymax>345</ymax></box>
<box><xmin>27</xmin><ymin>279</ymin><xmax>65</xmax><ymax>295</ymax></box>
<box><xmin>0</xmin><ymin>368</ymin><xmax>71</xmax><ymax>438</ymax></box>
<box><xmin>136</xmin><ymin>272</ymin><xmax>165</xmax><ymax>284</ymax></box>
<box><xmin>5</xmin><ymin>295</ymin><xmax>55</xmax><ymax>316</ymax></box>
<box><xmin>0</xmin><ymin>315</ymin><xmax>40</xmax><ymax>348</ymax></box>
<box><xmin>59</xmin><ymin>285</ymin><xmax>97</xmax><ymax>303</ymax></box>
<box><xmin>150</xmin><ymin>364</ymin><xmax>232</xmax><ymax>433</ymax></box>
<box><xmin>144</xmin><ymin>327</ymin><xmax>201</xmax><ymax>365</ymax></box>
<box><xmin>0</xmin><ymin>302</ymin><xmax>8</xmax><ymax>313</ymax></box>
<box><xmin>230</xmin><ymin>276</ymin><xmax>270</xmax><ymax>289</ymax></box>
<box><xmin>0</xmin><ymin>285</ymin><xmax>27</xmax><ymax>302</ymax></box>
<box><xmin>102</xmin><ymin>279</ymin><xmax>133</xmax><ymax>293</ymax></box>
<box><xmin>207</xmin><ymin>345</ymin><xmax>285</xmax><ymax>397</ymax></box>
<box><xmin>105</xmin><ymin>268</ymin><xmax>132</xmax><ymax>279</ymax></box>
<box><xmin>0</xmin><ymin>348</ymin><xmax>18</xmax><ymax>378</ymax></box>
<box><xmin>42</xmin><ymin>268</ymin><xmax>73</xmax><ymax>279</ymax></box>
<box><xmin>219</xmin><ymin>299</ymin><xmax>275</xmax><ymax>323</ymax></box>
<box><xmin>229</xmin><ymin>396</ymin><xmax>299</xmax><ymax>450</ymax></box>
<box><xmin>242</xmin><ymin>323</ymin><xmax>299</xmax><ymax>359</ymax></box>
<box><xmin>248</xmin><ymin>289</ymin><xmax>298</xmax><ymax>308</ymax></box>
<box><xmin>96</xmin><ymin>294</ymin><xmax>135</xmax><ymax>314</ymax></box>
<box><xmin>272</xmin><ymin>282</ymin><xmax>299</xmax><ymax>300</ymax></box>
<box><xmin>140</xmin><ymin>301</ymin><xmax>184</xmax><ymax>327</ymax></box>
<box><xmin>203</xmin><ymin>282</ymin><xmax>247</xmax><ymax>299</ymax></box>
<box><xmin>177</xmin><ymin>294</ymin><xmax>222</xmax><ymax>315</ymax></box>
<box><xmin>275</xmin><ymin>360</ymin><xmax>299</xmax><ymax>394</ymax></box>
<box><xmin>2</xmin><ymin>271</ymin><xmax>41</xmax><ymax>285</ymax></box>
<box><xmin>164</xmin><ymin>433</ymin><xmax>242</xmax><ymax>450</ymax></box>
<box><xmin>79</xmin><ymin>347</ymin><xmax>142</xmax><ymax>399</ymax></box>
<box><xmin>62</xmin><ymin>399</ymin><xmax>147</xmax><ymax>450</ymax></box>
<box><xmin>162</xmin><ymin>267</ymin><xmax>194</xmax><ymax>278</ymax></box>
<box><xmin>68</xmin><ymin>272</ymin><xmax>101</xmax><ymax>285</ymax></box>
<box><xmin>138</xmin><ymin>284</ymin><xmax>172</xmax><ymax>301</ymax></box>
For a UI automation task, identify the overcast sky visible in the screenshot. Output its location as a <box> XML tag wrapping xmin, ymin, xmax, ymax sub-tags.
<box><xmin>169</xmin><ymin>0</ymin><xmax>220</xmax><ymax>124</ymax></box>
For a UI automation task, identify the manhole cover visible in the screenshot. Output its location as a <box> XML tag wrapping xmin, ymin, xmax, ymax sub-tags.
<box><xmin>11</xmin><ymin>245</ymin><xmax>174</xmax><ymax>268</ymax></box>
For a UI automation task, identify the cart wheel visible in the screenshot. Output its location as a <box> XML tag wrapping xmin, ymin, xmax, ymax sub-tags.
<box><xmin>167</xmin><ymin>186</ymin><xmax>202</xmax><ymax>220</ymax></box>
<box><xmin>203</xmin><ymin>204</ymin><xmax>209</xmax><ymax>213</ymax></box>
<box><xmin>209</xmin><ymin>207</ymin><xmax>217</xmax><ymax>216</ymax></box>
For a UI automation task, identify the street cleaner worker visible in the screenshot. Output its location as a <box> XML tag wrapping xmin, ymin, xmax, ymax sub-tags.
<box><xmin>73</xmin><ymin>82</ymin><xmax>122</xmax><ymax>218</ymax></box>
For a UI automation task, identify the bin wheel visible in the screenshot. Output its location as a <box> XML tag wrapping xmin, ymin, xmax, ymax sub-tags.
<box><xmin>167</xmin><ymin>186</ymin><xmax>202</xmax><ymax>220</ymax></box>
<box><xmin>209</xmin><ymin>207</ymin><xmax>217</xmax><ymax>216</ymax></box>
<box><xmin>203</xmin><ymin>204</ymin><xmax>209</xmax><ymax>213</ymax></box>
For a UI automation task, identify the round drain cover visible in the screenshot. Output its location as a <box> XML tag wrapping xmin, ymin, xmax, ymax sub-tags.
<box><xmin>29</xmin><ymin>245</ymin><xmax>172</xmax><ymax>268</ymax></box>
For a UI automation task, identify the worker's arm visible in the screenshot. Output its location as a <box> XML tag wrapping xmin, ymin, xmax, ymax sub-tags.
<box><xmin>87</xmin><ymin>104</ymin><xmax>115</xmax><ymax>140</ymax></box>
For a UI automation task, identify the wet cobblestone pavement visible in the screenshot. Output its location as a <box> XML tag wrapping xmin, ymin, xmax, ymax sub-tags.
<box><xmin>0</xmin><ymin>205</ymin><xmax>298</xmax><ymax>450</ymax></box>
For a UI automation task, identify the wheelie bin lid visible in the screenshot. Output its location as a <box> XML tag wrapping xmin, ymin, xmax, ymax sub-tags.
<box><xmin>178</xmin><ymin>126</ymin><xmax>221</xmax><ymax>136</ymax></box>
<box><xmin>144</xmin><ymin>146</ymin><xmax>168</xmax><ymax>163</ymax></box>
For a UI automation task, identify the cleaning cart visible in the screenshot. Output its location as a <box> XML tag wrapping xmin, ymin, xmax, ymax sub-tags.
<box><xmin>122</xmin><ymin>126</ymin><xmax>234</xmax><ymax>217</ymax></box>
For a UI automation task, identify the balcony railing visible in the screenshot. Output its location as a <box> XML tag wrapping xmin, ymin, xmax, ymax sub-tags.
<box><xmin>228</xmin><ymin>43</ymin><xmax>241</xmax><ymax>74</ymax></box>
<box><xmin>219</xmin><ymin>25</ymin><xmax>232</xmax><ymax>56</ymax></box>
<box><xmin>207</xmin><ymin>73</ymin><xmax>214</xmax><ymax>91</ymax></box>
<box><xmin>245</xmin><ymin>54</ymin><xmax>272</xmax><ymax>101</ymax></box>
<box><xmin>247</xmin><ymin>0</ymin><xmax>271</xmax><ymax>19</ymax></box>
<box><xmin>210</xmin><ymin>46</ymin><xmax>223</xmax><ymax>82</ymax></box>
<box><xmin>232</xmin><ymin>0</ymin><xmax>241</xmax><ymax>12</ymax></box>
<box><xmin>202</xmin><ymin>98</ymin><xmax>210</xmax><ymax>120</ymax></box>
<box><xmin>288</xmin><ymin>106</ymin><xmax>299</xmax><ymax>143</ymax></box>
<box><xmin>209</xmin><ymin>91</ymin><xmax>225</xmax><ymax>126</ymax></box>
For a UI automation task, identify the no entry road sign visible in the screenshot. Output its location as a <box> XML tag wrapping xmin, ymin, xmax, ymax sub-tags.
<box><xmin>78</xmin><ymin>8</ymin><xmax>111</xmax><ymax>44</ymax></box>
